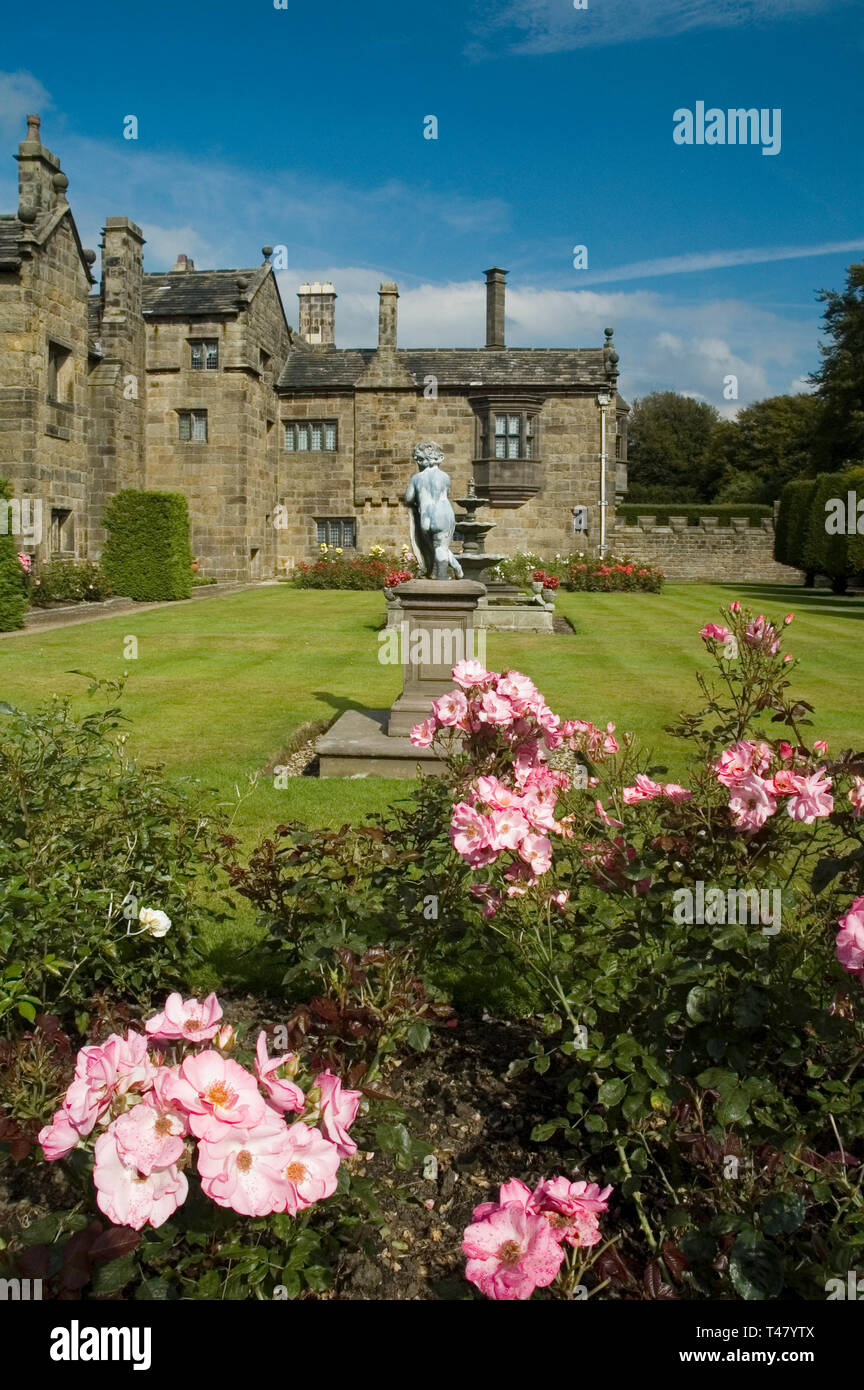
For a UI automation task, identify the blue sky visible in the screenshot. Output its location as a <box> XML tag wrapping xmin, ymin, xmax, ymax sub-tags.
<box><xmin>1</xmin><ymin>0</ymin><xmax>862</xmax><ymax>410</ymax></box>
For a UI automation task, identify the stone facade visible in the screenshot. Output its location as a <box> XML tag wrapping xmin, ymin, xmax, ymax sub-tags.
<box><xmin>609</xmin><ymin>516</ymin><xmax>803</xmax><ymax>584</ymax></box>
<box><xmin>0</xmin><ymin>115</ymin><xmax>624</xmax><ymax>581</ymax></box>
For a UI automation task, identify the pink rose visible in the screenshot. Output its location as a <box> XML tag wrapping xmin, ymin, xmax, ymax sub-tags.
<box><xmin>727</xmin><ymin>774</ymin><xmax>777</xmax><ymax>832</ymax></box>
<box><xmin>110</xmin><ymin>1097</ymin><xmax>187</xmax><ymax>1176</ymax></box>
<box><xmin>277</xmin><ymin>1122</ymin><xmax>341</xmax><ymax>1214</ymax></box>
<box><xmin>837</xmin><ymin>897</ymin><xmax>864</xmax><ymax>977</ymax></box>
<box><xmin>144</xmin><ymin>992</ymin><xmax>223</xmax><ymax>1044</ymax></box>
<box><xmin>314</xmin><ymin>1072</ymin><xmax>362</xmax><ymax>1158</ymax></box>
<box><xmin>410</xmin><ymin>716</ymin><xmax>437</xmax><ymax>747</ymax></box>
<box><xmin>452</xmin><ymin>660</ymin><xmax>495</xmax><ymax>689</ymax></box>
<box><xmin>785</xmin><ymin>771</ymin><xmax>833</xmax><ymax>824</ymax></box>
<box><xmin>166</xmin><ymin>1051</ymin><xmax>267</xmax><ymax>1141</ymax></box>
<box><xmin>93</xmin><ymin>1130</ymin><xmax>187</xmax><ymax>1230</ymax></box>
<box><xmin>431</xmin><ymin>690</ymin><xmax>469</xmax><ymax>727</ymax></box>
<box><xmin>450</xmin><ymin>802</ymin><xmax>497</xmax><ymax>865</ymax></box>
<box><xmin>850</xmin><ymin>777</ymin><xmax>864</xmax><ymax>817</ymax></box>
<box><xmin>489</xmin><ymin>806</ymin><xmax>530</xmax><ymax>851</ymax></box>
<box><xmin>255</xmin><ymin>1031</ymin><xmax>305</xmax><ymax>1114</ymax></box>
<box><xmin>463</xmin><ymin>1201</ymin><xmax>564</xmax><ymax>1301</ymax></box>
<box><xmin>533</xmin><ymin>1177</ymin><xmax>613</xmax><ymax>1247</ymax></box>
<box><xmin>197</xmin><ymin>1116</ymin><xmax>292</xmax><ymax>1217</ymax></box>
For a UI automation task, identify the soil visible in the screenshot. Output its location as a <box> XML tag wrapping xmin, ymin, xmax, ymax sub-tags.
<box><xmin>330</xmin><ymin>1015</ymin><xmax>576</xmax><ymax>1301</ymax></box>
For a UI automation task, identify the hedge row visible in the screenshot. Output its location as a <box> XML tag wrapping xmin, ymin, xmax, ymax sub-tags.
<box><xmin>775</xmin><ymin>466</ymin><xmax>864</xmax><ymax>588</ymax></box>
<box><xmin>101</xmin><ymin>491</ymin><xmax>193</xmax><ymax>602</ymax></box>
<box><xmin>616</xmin><ymin>502</ymin><xmax>772</xmax><ymax>528</ymax></box>
<box><xmin>0</xmin><ymin>479</ymin><xmax>27</xmax><ymax>632</ymax></box>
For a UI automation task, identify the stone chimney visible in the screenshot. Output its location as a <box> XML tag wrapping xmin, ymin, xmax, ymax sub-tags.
<box><xmin>297</xmin><ymin>281</ymin><xmax>336</xmax><ymax>345</ymax></box>
<box><xmin>378</xmin><ymin>282</ymin><xmax>399</xmax><ymax>350</ymax></box>
<box><xmin>484</xmin><ymin>267</ymin><xmax>507</xmax><ymax>349</ymax></box>
<box><xmin>354</xmin><ymin>280</ymin><xmax>413</xmax><ymax>387</ymax></box>
<box><xmin>16</xmin><ymin>114</ymin><xmax>66</xmax><ymax>217</ymax></box>
<box><xmin>101</xmin><ymin>218</ymin><xmax>146</xmax><ymax>327</ymax></box>
<box><xmin>172</xmin><ymin>254</ymin><xmax>195</xmax><ymax>272</ymax></box>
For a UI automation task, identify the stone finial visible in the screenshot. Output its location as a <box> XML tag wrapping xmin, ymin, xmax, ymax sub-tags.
<box><xmin>84</xmin><ymin>248</ymin><xmax>96</xmax><ymax>264</ymax></box>
<box><xmin>52</xmin><ymin>171</ymin><xmax>69</xmax><ymax>198</ymax></box>
<box><xmin>261</xmin><ymin>245</ymin><xmax>273</xmax><ymax>260</ymax></box>
<box><xmin>24</xmin><ymin>113</ymin><xmax>41</xmax><ymax>145</ymax></box>
<box><xmin>17</xmin><ymin>204</ymin><xmax>37</xmax><ymax>225</ymax></box>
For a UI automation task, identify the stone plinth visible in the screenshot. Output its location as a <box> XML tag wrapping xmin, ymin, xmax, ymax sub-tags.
<box><xmin>316</xmin><ymin>578</ymin><xmax>485</xmax><ymax>776</ymax></box>
<box><xmin>386</xmin><ymin>578</ymin><xmax>486</xmax><ymax>736</ymax></box>
<box><xmin>317</xmin><ymin>709</ymin><xmax>447</xmax><ymax>779</ymax></box>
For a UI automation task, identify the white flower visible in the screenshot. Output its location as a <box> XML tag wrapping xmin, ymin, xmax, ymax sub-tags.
<box><xmin>138</xmin><ymin>906</ymin><xmax>172</xmax><ymax>938</ymax></box>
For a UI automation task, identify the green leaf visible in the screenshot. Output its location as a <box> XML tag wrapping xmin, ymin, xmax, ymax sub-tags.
<box><xmin>686</xmin><ymin>987</ymin><xmax>720</xmax><ymax>1023</ymax></box>
<box><xmin>597</xmin><ymin>1078</ymin><xmax>627</xmax><ymax>1106</ymax></box>
<box><xmin>135</xmin><ymin>1277</ymin><xmax>173</xmax><ymax>1301</ymax></box>
<box><xmin>405</xmin><ymin>1021</ymin><xmax>430</xmax><ymax>1052</ymax></box>
<box><xmin>729</xmin><ymin>1231</ymin><xmax>783</xmax><ymax>1300</ymax></box>
<box><xmin>715</xmin><ymin>1087</ymin><xmax>750</xmax><ymax>1126</ymax></box>
<box><xmin>91</xmin><ymin>1253</ymin><xmax>137</xmax><ymax>1295</ymax></box>
<box><xmin>759</xmin><ymin>1194</ymin><xmax>805</xmax><ymax>1236</ymax></box>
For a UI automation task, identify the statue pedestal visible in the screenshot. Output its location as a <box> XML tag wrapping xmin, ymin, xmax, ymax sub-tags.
<box><xmin>317</xmin><ymin>578</ymin><xmax>486</xmax><ymax>778</ymax></box>
<box><xmin>386</xmin><ymin>579</ymin><xmax>486</xmax><ymax>736</ymax></box>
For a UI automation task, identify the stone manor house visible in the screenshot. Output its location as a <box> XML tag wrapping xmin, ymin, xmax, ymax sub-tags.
<box><xmin>0</xmin><ymin>115</ymin><xmax>628</xmax><ymax>582</ymax></box>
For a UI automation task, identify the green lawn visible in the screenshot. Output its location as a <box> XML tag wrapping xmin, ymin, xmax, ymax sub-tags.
<box><xmin>2</xmin><ymin>581</ymin><xmax>863</xmax><ymax>855</ymax></box>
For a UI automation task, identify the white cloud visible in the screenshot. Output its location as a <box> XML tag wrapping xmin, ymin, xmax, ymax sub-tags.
<box><xmin>274</xmin><ymin>271</ymin><xmax>816</xmax><ymax>408</ymax></box>
<box><xmin>0</xmin><ymin>71</ymin><xmax>52</xmax><ymax>143</ymax></box>
<box><xmin>468</xmin><ymin>0</ymin><xmax>844</xmax><ymax>57</ymax></box>
<box><xmin>578</xmin><ymin>239</ymin><xmax>864</xmax><ymax>286</ymax></box>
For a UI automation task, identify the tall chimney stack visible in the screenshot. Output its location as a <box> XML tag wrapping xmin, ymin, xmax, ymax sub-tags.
<box><xmin>484</xmin><ymin>267</ymin><xmax>507</xmax><ymax>349</ymax></box>
<box><xmin>378</xmin><ymin>281</ymin><xmax>399</xmax><ymax>350</ymax></box>
<box><xmin>297</xmin><ymin>282</ymin><xmax>336</xmax><ymax>345</ymax></box>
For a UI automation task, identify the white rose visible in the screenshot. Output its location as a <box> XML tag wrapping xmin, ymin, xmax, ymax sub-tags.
<box><xmin>138</xmin><ymin>906</ymin><xmax>172</xmax><ymax>938</ymax></box>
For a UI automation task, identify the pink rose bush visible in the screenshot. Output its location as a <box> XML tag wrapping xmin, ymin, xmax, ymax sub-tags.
<box><xmin>463</xmin><ymin>1174</ymin><xmax>613</xmax><ymax>1299</ymax></box>
<box><xmin>412</xmin><ymin>662</ymin><xmax>623</xmax><ymax>903</ymax></box>
<box><xmin>38</xmin><ymin>995</ymin><xmax>361</xmax><ymax>1230</ymax></box>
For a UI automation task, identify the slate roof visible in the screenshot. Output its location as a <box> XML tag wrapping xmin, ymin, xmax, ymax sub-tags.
<box><xmin>142</xmin><ymin>264</ymin><xmax>272</xmax><ymax>318</ymax></box>
<box><xmin>277</xmin><ymin>346</ymin><xmax>610</xmax><ymax>392</ymax></box>
<box><xmin>0</xmin><ymin>216</ymin><xmax>23</xmax><ymax>269</ymax></box>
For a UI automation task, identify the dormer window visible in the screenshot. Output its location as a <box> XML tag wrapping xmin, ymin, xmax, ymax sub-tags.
<box><xmin>190</xmin><ymin>339</ymin><xmax>218</xmax><ymax>370</ymax></box>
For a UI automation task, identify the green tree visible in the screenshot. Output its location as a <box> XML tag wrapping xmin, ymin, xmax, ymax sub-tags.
<box><xmin>809</xmin><ymin>262</ymin><xmax>864</xmax><ymax>469</ymax></box>
<box><xmin>625</xmin><ymin>392</ymin><xmax>721</xmax><ymax>502</ymax></box>
<box><xmin>712</xmin><ymin>393</ymin><xmax>821</xmax><ymax>503</ymax></box>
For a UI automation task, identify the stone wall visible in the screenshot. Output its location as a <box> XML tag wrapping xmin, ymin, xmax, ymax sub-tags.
<box><xmin>277</xmin><ymin>383</ymin><xmax>614</xmax><ymax>563</ymax></box>
<box><xmin>609</xmin><ymin>515</ymin><xmax>802</xmax><ymax>584</ymax></box>
<box><xmin>144</xmin><ymin>271</ymin><xmax>289</xmax><ymax>581</ymax></box>
<box><xmin>0</xmin><ymin>213</ymin><xmax>91</xmax><ymax>559</ymax></box>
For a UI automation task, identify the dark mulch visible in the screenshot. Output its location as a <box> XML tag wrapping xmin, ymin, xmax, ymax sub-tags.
<box><xmin>331</xmin><ymin>1016</ymin><xmax>575</xmax><ymax>1300</ymax></box>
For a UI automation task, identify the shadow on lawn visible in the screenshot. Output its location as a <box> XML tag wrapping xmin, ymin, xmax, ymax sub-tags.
<box><xmin>716</xmin><ymin>583</ymin><xmax>864</xmax><ymax>621</ymax></box>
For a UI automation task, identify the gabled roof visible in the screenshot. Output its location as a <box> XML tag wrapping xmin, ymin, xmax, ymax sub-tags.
<box><xmin>277</xmin><ymin>346</ymin><xmax>610</xmax><ymax>392</ymax></box>
<box><xmin>142</xmin><ymin>264</ymin><xmax>275</xmax><ymax>319</ymax></box>
<box><xmin>0</xmin><ymin>207</ymin><xmax>95</xmax><ymax>283</ymax></box>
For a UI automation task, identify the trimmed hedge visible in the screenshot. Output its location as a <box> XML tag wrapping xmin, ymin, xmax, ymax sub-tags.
<box><xmin>101</xmin><ymin>491</ymin><xmax>193</xmax><ymax>601</ymax></box>
<box><xmin>774</xmin><ymin>478</ymin><xmax>818</xmax><ymax>569</ymax></box>
<box><xmin>616</xmin><ymin>502</ymin><xmax>771</xmax><ymax>528</ymax></box>
<box><xmin>801</xmin><ymin>469</ymin><xmax>864</xmax><ymax>587</ymax></box>
<box><xmin>0</xmin><ymin>479</ymin><xmax>27</xmax><ymax>632</ymax></box>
